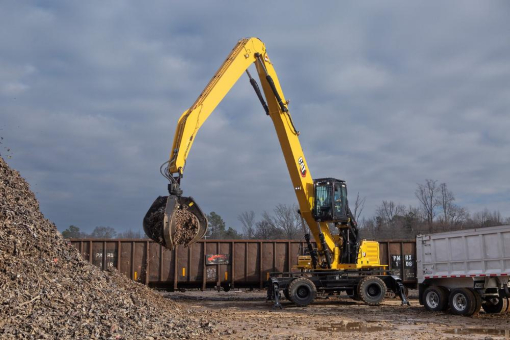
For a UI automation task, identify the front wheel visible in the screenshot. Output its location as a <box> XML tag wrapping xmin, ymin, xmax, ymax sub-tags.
<box><xmin>288</xmin><ymin>277</ymin><xmax>317</xmax><ymax>307</ymax></box>
<box><xmin>423</xmin><ymin>286</ymin><xmax>448</xmax><ymax>311</ymax></box>
<box><xmin>357</xmin><ymin>276</ymin><xmax>387</xmax><ymax>306</ymax></box>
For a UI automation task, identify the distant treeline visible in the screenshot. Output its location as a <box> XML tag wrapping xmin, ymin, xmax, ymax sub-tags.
<box><xmin>61</xmin><ymin>225</ymin><xmax>147</xmax><ymax>239</ymax></box>
<box><xmin>62</xmin><ymin>179</ymin><xmax>509</xmax><ymax>241</ymax></box>
<box><xmin>359</xmin><ymin>179</ymin><xmax>509</xmax><ymax>240</ymax></box>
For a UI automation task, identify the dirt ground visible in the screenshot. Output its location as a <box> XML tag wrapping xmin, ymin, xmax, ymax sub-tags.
<box><xmin>163</xmin><ymin>290</ymin><xmax>510</xmax><ymax>340</ymax></box>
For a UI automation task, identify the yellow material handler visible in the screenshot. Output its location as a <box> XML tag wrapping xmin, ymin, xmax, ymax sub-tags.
<box><xmin>143</xmin><ymin>38</ymin><xmax>409</xmax><ymax>308</ymax></box>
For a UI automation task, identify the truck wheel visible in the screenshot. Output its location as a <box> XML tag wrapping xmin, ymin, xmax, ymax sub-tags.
<box><xmin>483</xmin><ymin>296</ymin><xmax>509</xmax><ymax>314</ymax></box>
<box><xmin>423</xmin><ymin>286</ymin><xmax>448</xmax><ymax>311</ymax></box>
<box><xmin>467</xmin><ymin>288</ymin><xmax>482</xmax><ymax>315</ymax></box>
<box><xmin>357</xmin><ymin>276</ymin><xmax>387</xmax><ymax>306</ymax></box>
<box><xmin>449</xmin><ymin>288</ymin><xmax>477</xmax><ymax>316</ymax></box>
<box><xmin>288</xmin><ymin>277</ymin><xmax>317</xmax><ymax>307</ymax></box>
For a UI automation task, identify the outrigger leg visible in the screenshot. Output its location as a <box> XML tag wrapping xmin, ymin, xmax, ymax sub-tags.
<box><xmin>272</xmin><ymin>282</ymin><xmax>283</xmax><ymax>310</ymax></box>
<box><xmin>396</xmin><ymin>281</ymin><xmax>410</xmax><ymax>306</ymax></box>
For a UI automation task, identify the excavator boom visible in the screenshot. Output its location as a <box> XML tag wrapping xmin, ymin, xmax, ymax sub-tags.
<box><xmin>144</xmin><ymin>38</ymin><xmax>342</xmax><ymax>260</ymax></box>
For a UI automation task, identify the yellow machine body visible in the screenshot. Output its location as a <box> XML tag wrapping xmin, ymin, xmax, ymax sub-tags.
<box><xmin>295</xmin><ymin>240</ymin><xmax>385</xmax><ymax>270</ymax></box>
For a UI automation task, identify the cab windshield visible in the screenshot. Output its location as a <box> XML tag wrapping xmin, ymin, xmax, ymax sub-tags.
<box><xmin>315</xmin><ymin>184</ymin><xmax>331</xmax><ymax>215</ymax></box>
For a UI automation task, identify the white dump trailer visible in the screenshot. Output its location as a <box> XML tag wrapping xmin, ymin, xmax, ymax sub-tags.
<box><xmin>417</xmin><ymin>225</ymin><xmax>510</xmax><ymax>316</ymax></box>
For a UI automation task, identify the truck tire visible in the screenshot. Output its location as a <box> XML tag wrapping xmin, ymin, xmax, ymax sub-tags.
<box><xmin>449</xmin><ymin>288</ymin><xmax>477</xmax><ymax>316</ymax></box>
<box><xmin>287</xmin><ymin>277</ymin><xmax>317</xmax><ymax>307</ymax></box>
<box><xmin>357</xmin><ymin>276</ymin><xmax>387</xmax><ymax>306</ymax></box>
<box><xmin>423</xmin><ymin>286</ymin><xmax>448</xmax><ymax>311</ymax></box>
<box><xmin>483</xmin><ymin>296</ymin><xmax>509</xmax><ymax>314</ymax></box>
<box><xmin>467</xmin><ymin>288</ymin><xmax>482</xmax><ymax>315</ymax></box>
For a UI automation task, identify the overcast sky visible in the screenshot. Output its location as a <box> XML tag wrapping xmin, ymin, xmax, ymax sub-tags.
<box><xmin>2</xmin><ymin>1</ymin><xmax>509</xmax><ymax>234</ymax></box>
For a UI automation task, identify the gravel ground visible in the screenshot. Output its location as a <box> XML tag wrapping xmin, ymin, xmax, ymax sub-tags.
<box><xmin>164</xmin><ymin>289</ymin><xmax>510</xmax><ymax>339</ymax></box>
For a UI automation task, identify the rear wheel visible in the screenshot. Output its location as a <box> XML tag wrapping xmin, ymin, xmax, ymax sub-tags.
<box><xmin>467</xmin><ymin>288</ymin><xmax>482</xmax><ymax>315</ymax></box>
<box><xmin>357</xmin><ymin>276</ymin><xmax>387</xmax><ymax>306</ymax></box>
<box><xmin>288</xmin><ymin>277</ymin><xmax>317</xmax><ymax>307</ymax></box>
<box><xmin>423</xmin><ymin>286</ymin><xmax>448</xmax><ymax>311</ymax></box>
<box><xmin>483</xmin><ymin>296</ymin><xmax>509</xmax><ymax>314</ymax></box>
<box><xmin>449</xmin><ymin>288</ymin><xmax>477</xmax><ymax>316</ymax></box>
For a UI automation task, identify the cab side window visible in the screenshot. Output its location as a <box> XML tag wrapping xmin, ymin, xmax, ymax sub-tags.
<box><xmin>334</xmin><ymin>186</ymin><xmax>342</xmax><ymax>213</ymax></box>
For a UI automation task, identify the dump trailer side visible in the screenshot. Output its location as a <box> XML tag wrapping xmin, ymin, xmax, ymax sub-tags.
<box><xmin>417</xmin><ymin>225</ymin><xmax>510</xmax><ymax>316</ymax></box>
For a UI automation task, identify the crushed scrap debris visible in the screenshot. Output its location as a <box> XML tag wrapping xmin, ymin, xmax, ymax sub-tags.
<box><xmin>144</xmin><ymin>198</ymin><xmax>200</xmax><ymax>248</ymax></box>
<box><xmin>172</xmin><ymin>207</ymin><xmax>199</xmax><ymax>246</ymax></box>
<box><xmin>0</xmin><ymin>156</ymin><xmax>212</xmax><ymax>339</ymax></box>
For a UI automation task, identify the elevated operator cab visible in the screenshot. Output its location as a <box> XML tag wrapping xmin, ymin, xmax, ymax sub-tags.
<box><xmin>313</xmin><ymin>178</ymin><xmax>348</xmax><ymax>223</ymax></box>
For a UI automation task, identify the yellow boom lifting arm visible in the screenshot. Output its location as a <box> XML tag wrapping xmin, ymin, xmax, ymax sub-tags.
<box><xmin>166</xmin><ymin>38</ymin><xmax>337</xmax><ymax>260</ymax></box>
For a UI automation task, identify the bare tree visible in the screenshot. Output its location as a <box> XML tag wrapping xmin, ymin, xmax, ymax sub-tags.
<box><xmin>273</xmin><ymin>204</ymin><xmax>301</xmax><ymax>239</ymax></box>
<box><xmin>472</xmin><ymin>208</ymin><xmax>502</xmax><ymax>228</ymax></box>
<box><xmin>437</xmin><ymin>183</ymin><xmax>455</xmax><ymax>225</ymax></box>
<box><xmin>359</xmin><ymin>217</ymin><xmax>376</xmax><ymax>239</ymax></box>
<box><xmin>449</xmin><ymin>205</ymin><xmax>469</xmax><ymax>229</ymax></box>
<box><xmin>117</xmin><ymin>229</ymin><xmax>145</xmax><ymax>239</ymax></box>
<box><xmin>254</xmin><ymin>212</ymin><xmax>283</xmax><ymax>239</ymax></box>
<box><xmin>415</xmin><ymin>179</ymin><xmax>439</xmax><ymax>231</ymax></box>
<box><xmin>353</xmin><ymin>192</ymin><xmax>366</xmax><ymax>221</ymax></box>
<box><xmin>376</xmin><ymin>201</ymin><xmax>406</xmax><ymax>223</ymax></box>
<box><xmin>238</xmin><ymin>211</ymin><xmax>256</xmax><ymax>239</ymax></box>
<box><xmin>90</xmin><ymin>226</ymin><xmax>117</xmax><ymax>239</ymax></box>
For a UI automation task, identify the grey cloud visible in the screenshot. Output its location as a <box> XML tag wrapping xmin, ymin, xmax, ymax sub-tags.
<box><xmin>1</xmin><ymin>1</ymin><xmax>509</xmax><ymax>233</ymax></box>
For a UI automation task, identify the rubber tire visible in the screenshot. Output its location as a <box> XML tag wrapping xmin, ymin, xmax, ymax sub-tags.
<box><xmin>483</xmin><ymin>296</ymin><xmax>509</xmax><ymax>314</ymax></box>
<box><xmin>287</xmin><ymin>277</ymin><xmax>317</xmax><ymax>307</ymax></box>
<box><xmin>467</xmin><ymin>288</ymin><xmax>482</xmax><ymax>315</ymax></box>
<box><xmin>357</xmin><ymin>276</ymin><xmax>387</xmax><ymax>306</ymax></box>
<box><xmin>423</xmin><ymin>286</ymin><xmax>449</xmax><ymax>312</ymax></box>
<box><xmin>449</xmin><ymin>288</ymin><xmax>477</xmax><ymax>316</ymax></box>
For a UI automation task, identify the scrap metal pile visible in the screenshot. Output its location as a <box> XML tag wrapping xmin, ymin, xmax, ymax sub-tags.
<box><xmin>171</xmin><ymin>207</ymin><xmax>199</xmax><ymax>246</ymax></box>
<box><xmin>0</xmin><ymin>156</ymin><xmax>213</xmax><ymax>339</ymax></box>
